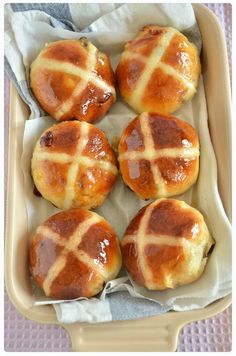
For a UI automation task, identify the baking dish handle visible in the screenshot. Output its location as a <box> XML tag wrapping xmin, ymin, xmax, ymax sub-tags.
<box><xmin>63</xmin><ymin>318</ymin><xmax>183</xmax><ymax>352</ymax></box>
<box><xmin>63</xmin><ymin>293</ymin><xmax>232</xmax><ymax>351</ymax></box>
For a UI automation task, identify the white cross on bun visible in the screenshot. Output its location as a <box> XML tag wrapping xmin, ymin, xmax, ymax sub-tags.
<box><xmin>121</xmin><ymin>199</ymin><xmax>215</xmax><ymax>290</ymax></box>
<box><xmin>116</xmin><ymin>25</ymin><xmax>201</xmax><ymax>115</ymax></box>
<box><xmin>29</xmin><ymin>208</ymin><xmax>122</xmax><ymax>299</ymax></box>
<box><xmin>118</xmin><ymin>112</ymin><xmax>199</xmax><ymax>199</ymax></box>
<box><xmin>31</xmin><ymin>121</ymin><xmax>118</xmax><ymax>210</ymax></box>
<box><xmin>30</xmin><ymin>38</ymin><xmax>116</xmax><ymax>123</ymax></box>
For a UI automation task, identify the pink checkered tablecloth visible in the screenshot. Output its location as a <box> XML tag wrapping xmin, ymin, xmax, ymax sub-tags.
<box><xmin>4</xmin><ymin>3</ymin><xmax>232</xmax><ymax>352</ymax></box>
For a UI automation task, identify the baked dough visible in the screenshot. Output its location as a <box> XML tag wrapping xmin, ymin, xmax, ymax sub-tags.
<box><xmin>30</xmin><ymin>38</ymin><xmax>116</xmax><ymax>123</ymax></box>
<box><xmin>118</xmin><ymin>112</ymin><xmax>199</xmax><ymax>199</ymax></box>
<box><xmin>122</xmin><ymin>199</ymin><xmax>215</xmax><ymax>290</ymax></box>
<box><xmin>29</xmin><ymin>208</ymin><xmax>122</xmax><ymax>299</ymax></box>
<box><xmin>116</xmin><ymin>25</ymin><xmax>201</xmax><ymax>115</ymax></box>
<box><xmin>31</xmin><ymin>121</ymin><xmax>118</xmax><ymax>210</ymax></box>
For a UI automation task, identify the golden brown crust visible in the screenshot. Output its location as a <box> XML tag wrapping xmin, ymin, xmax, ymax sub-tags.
<box><xmin>116</xmin><ymin>59</ymin><xmax>146</xmax><ymax>96</ymax></box>
<box><xmin>119</xmin><ymin>116</ymin><xmax>145</xmax><ymax>152</ymax></box>
<box><xmin>29</xmin><ymin>209</ymin><xmax>122</xmax><ymax>299</ymax></box>
<box><xmin>148</xmin><ymin>113</ymin><xmax>199</xmax><ymax>148</ymax></box>
<box><xmin>32</xmin><ymin>121</ymin><xmax>118</xmax><ymax>210</ymax></box>
<box><xmin>30</xmin><ymin>234</ymin><xmax>64</xmax><ymax>287</ymax></box>
<box><xmin>49</xmin><ymin>252</ymin><xmax>104</xmax><ymax>299</ymax></box>
<box><xmin>30</xmin><ymin>39</ymin><xmax>116</xmax><ymax>123</ymax></box>
<box><xmin>118</xmin><ymin>112</ymin><xmax>199</xmax><ymax>199</ymax></box>
<box><xmin>122</xmin><ymin>242</ymin><xmax>146</xmax><ymax>286</ymax></box>
<box><xmin>119</xmin><ymin>159</ymin><xmax>157</xmax><ymax>198</ymax></box>
<box><xmin>144</xmin><ymin>244</ymin><xmax>184</xmax><ymax>287</ymax></box>
<box><xmin>116</xmin><ymin>25</ymin><xmax>201</xmax><ymax>115</ymax></box>
<box><xmin>161</xmin><ymin>33</ymin><xmax>200</xmax><ymax>83</ymax></box>
<box><xmin>44</xmin><ymin>208</ymin><xmax>91</xmax><ymax>238</ymax></box>
<box><xmin>141</xmin><ymin>67</ymin><xmax>187</xmax><ymax>114</ymax></box>
<box><xmin>147</xmin><ymin>199</ymin><xmax>202</xmax><ymax>238</ymax></box>
<box><xmin>155</xmin><ymin>157</ymin><xmax>198</xmax><ymax>193</ymax></box>
<box><xmin>42</xmin><ymin>39</ymin><xmax>88</xmax><ymax>68</ymax></box>
<box><xmin>127</xmin><ymin>26</ymin><xmax>167</xmax><ymax>57</ymax></box>
<box><xmin>121</xmin><ymin>199</ymin><xmax>215</xmax><ymax>290</ymax></box>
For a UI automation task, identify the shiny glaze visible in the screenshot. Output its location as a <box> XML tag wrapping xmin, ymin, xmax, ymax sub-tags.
<box><xmin>117</xmin><ymin>58</ymin><xmax>146</xmax><ymax>95</ymax></box>
<box><xmin>120</xmin><ymin>116</ymin><xmax>145</xmax><ymax>152</ymax></box>
<box><xmin>50</xmin><ymin>252</ymin><xmax>104</xmax><ymax>299</ymax></box>
<box><xmin>118</xmin><ymin>113</ymin><xmax>199</xmax><ymax>199</ymax></box>
<box><xmin>116</xmin><ymin>25</ymin><xmax>201</xmax><ymax>115</ymax></box>
<box><xmin>142</xmin><ymin>66</ymin><xmax>187</xmax><ymax>114</ymax></box>
<box><xmin>30</xmin><ymin>39</ymin><xmax>116</xmax><ymax>123</ymax></box>
<box><xmin>65</xmin><ymin>83</ymin><xmax>113</xmax><ymax>123</ymax></box>
<box><xmin>126</xmin><ymin>26</ymin><xmax>166</xmax><ymax>57</ymax></box>
<box><xmin>44</xmin><ymin>209</ymin><xmax>91</xmax><ymax>239</ymax></box>
<box><xmin>161</xmin><ymin>33</ymin><xmax>200</xmax><ymax>82</ymax></box>
<box><xmin>72</xmin><ymin>164</ymin><xmax>117</xmax><ymax>209</ymax></box>
<box><xmin>39</xmin><ymin>121</ymin><xmax>80</xmax><ymax>155</ymax></box>
<box><xmin>144</xmin><ymin>244</ymin><xmax>184</xmax><ymax>286</ymax></box>
<box><xmin>30</xmin><ymin>234</ymin><xmax>64</xmax><ymax>286</ymax></box>
<box><xmin>43</xmin><ymin>40</ymin><xmax>88</xmax><ymax>68</ymax></box>
<box><xmin>39</xmin><ymin>70</ymin><xmax>79</xmax><ymax>105</ymax></box>
<box><xmin>155</xmin><ymin>157</ymin><xmax>198</xmax><ymax>187</ymax></box>
<box><xmin>29</xmin><ymin>209</ymin><xmax>121</xmax><ymax>299</ymax></box>
<box><xmin>32</xmin><ymin>121</ymin><xmax>117</xmax><ymax>210</ymax></box>
<box><xmin>125</xmin><ymin>205</ymin><xmax>147</xmax><ymax>235</ymax></box>
<box><xmin>79</xmin><ymin>222</ymin><xmax>119</xmax><ymax>265</ymax></box>
<box><xmin>34</xmin><ymin>160</ymin><xmax>70</xmax><ymax>198</ymax></box>
<box><xmin>119</xmin><ymin>112</ymin><xmax>199</xmax><ymax>152</ymax></box>
<box><xmin>93</xmin><ymin>52</ymin><xmax>115</xmax><ymax>87</ymax></box>
<box><xmin>121</xmin><ymin>199</ymin><xmax>214</xmax><ymax>290</ymax></box>
<box><xmin>79</xmin><ymin>122</ymin><xmax>116</xmax><ymax>164</ymax></box>
<box><xmin>120</xmin><ymin>159</ymin><xmax>157</xmax><ymax>199</ymax></box>
<box><xmin>148</xmin><ymin>113</ymin><xmax>198</xmax><ymax>148</ymax></box>
<box><xmin>122</xmin><ymin>242</ymin><xmax>145</xmax><ymax>286</ymax></box>
<box><xmin>147</xmin><ymin>199</ymin><xmax>201</xmax><ymax>239</ymax></box>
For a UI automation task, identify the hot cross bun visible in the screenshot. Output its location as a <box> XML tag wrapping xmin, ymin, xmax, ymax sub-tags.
<box><xmin>31</xmin><ymin>121</ymin><xmax>118</xmax><ymax>210</ymax></box>
<box><xmin>122</xmin><ymin>199</ymin><xmax>214</xmax><ymax>290</ymax></box>
<box><xmin>118</xmin><ymin>112</ymin><xmax>199</xmax><ymax>199</ymax></box>
<box><xmin>116</xmin><ymin>25</ymin><xmax>201</xmax><ymax>115</ymax></box>
<box><xmin>29</xmin><ymin>209</ymin><xmax>122</xmax><ymax>299</ymax></box>
<box><xmin>30</xmin><ymin>38</ymin><xmax>116</xmax><ymax>123</ymax></box>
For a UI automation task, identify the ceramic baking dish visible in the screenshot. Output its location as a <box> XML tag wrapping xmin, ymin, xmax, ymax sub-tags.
<box><xmin>5</xmin><ymin>4</ymin><xmax>231</xmax><ymax>352</ymax></box>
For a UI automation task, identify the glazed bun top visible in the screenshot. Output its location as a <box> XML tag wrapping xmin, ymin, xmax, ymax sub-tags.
<box><xmin>116</xmin><ymin>25</ymin><xmax>201</xmax><ymax>115</ymax></box>
<box><xmin>31</xmin><ymin>121</ymin><xmax>118</xmax><ymax>210</ymax></box>
<box><xmin>121</xmin><ymin>199</ymin><xmax>214</xmax><ymax>290</ymax></box>
<box><xmin>30</xmin><ymin>38</ymin><xmax>116</xmax><ymax>123</ymax></box>
<box><xmin>30</xmin><ymin>208</ymin><xmax>122</xmax><ymax>299</ymax></box>
<box><xmin>118</xmin><ymin>112</ymin><xmax>199</xmax><ymax>199</ymax></box>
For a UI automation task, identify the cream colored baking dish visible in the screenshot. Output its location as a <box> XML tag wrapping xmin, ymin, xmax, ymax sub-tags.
<box><xmin>5</xmin><ymin>4</ymin><xmax>231</xmax><ymax>352</ymax></box>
